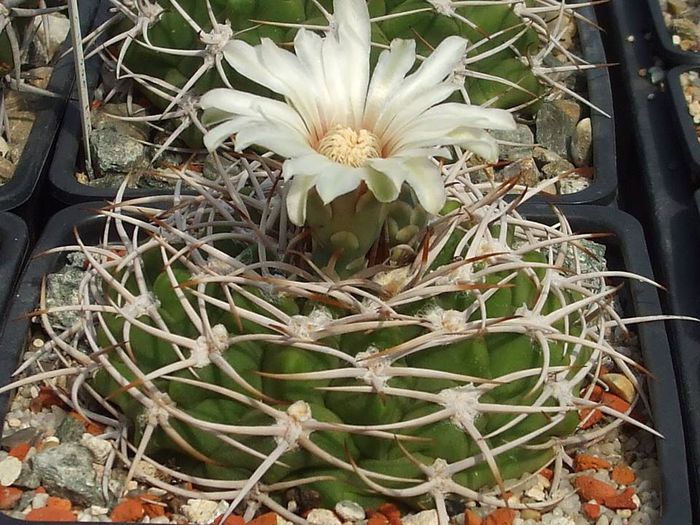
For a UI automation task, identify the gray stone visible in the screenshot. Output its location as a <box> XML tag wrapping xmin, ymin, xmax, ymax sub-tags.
<box><xmin>35</xmin><ymin>13</ymin><xmax>71</xmax><ymax>63</ymax></box>
<box><xmin>542</xmin><ymin>159</ymin><xmax>576</xmax><ymax>179</ymax></box>
<box><xmin>498</xmin><ymin>158</ymin><xmax>541</xmax><ymax>187</ymax></box>
<box><xmin>32</xmin><ymin>443</ymin><xmax>104</xmax><ymax>506</ymax></box>
<box><xmin>55</xmin><ymin>413</ymin><xmax>86</xmax><ymax>443</ymax></box>
<box><xmin>535</xmin><ymin>100</ymin><xmax>581</xmax><ymax>157</ymax></box>
<box><xmin>532</xmin><ymin>146</ymin><xmax>563</xmax><ymax>167</ymax></box>
<box><xmin>92</xmin><ymin>103</ymin><xmax>150</xmax><ymax>141</ymax></box>
<box><xmin>571</xmin><ymin>117</ymin><xmax>593</xmax><ymax>167</ymax></box>
<box><xmin>17</xmin><ymin>490</ymin><xmax>36</xmax><ymax>512</ymax></box>
<box><xmin>91</xmin><ymin>126</ymin><xmax>147</xmax><ymax>177</ymax></box>
<box><xmin>45</xmin><ymin>260</ymin><xmax>86</xmax><ymax>331</ymax></box>
<box><xmin>491</xmin><ymin>124</ymin><xmax>534</xmax><ymax>161</ymax></box>
<box><xmin>15</xmin><ymin>462</ymin><xmax>41</xmax><ymax>489</ymax></box>
<box><xmin>560</xmin><ymin>175</ymin><xmax>591</xmax><ymax>195</ymax></box>
<box><xmin>2</xmin><ymin>427</ymin><xmax>40</xmax><ymax>449</ymax></box>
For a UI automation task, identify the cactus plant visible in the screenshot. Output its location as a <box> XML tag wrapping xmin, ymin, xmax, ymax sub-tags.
<box><xmin>7</xmin><ymin>161</ymin><xmax>662</xmax><ymax>521</ymax></box>
<box><xmin>84</xmin><ymin>0</ymin><xmax>601</xmax><ymax>154</ymax></box>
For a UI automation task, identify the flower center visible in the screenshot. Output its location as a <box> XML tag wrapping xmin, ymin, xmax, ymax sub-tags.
<box><xmin>318</xmin><ymin>126</ymin><xmax>381</xmax><ymax>167</ymax></box>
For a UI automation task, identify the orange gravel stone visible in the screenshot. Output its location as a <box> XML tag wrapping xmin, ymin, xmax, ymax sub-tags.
<box><xmin>574</xmin><ymin>475</ymin><xmax>617</xmax><ymax>502</ymax></box>
<box><xmin>0</xmin><ymin>487</ymin><xmax>23</xmax><ymax>510</ymax></box>
<box><xmin>110</xmin><ymin>498</ymin><xmax>145</xmax><ymax>522</ymax></box>
<box><xmin>611</xmin><ymin>463</ymin><xmax>636</xmax><ymax>485</ymax></box>
<box><xmin>30</xmin><ymin>387</ymin><xmax>65</xmax><ymax>412</ymax></box>
<box><xmin>483</xmin><ymin>508</ymin><xmax>516</xmax><ymax>525</ymax></box>
<box><xmin>464</xmin><ymin>509</ymin><xmax>483</xmax><ymax>525</ymax></box>
<box><xmin>378</xmin><ymin>503</ymin><xmax>401</xmax><ymax>525</ymax></box>
<box><xmin>46</xmin><ymin>497</ymin><xmax>72</xmax><ymax>511</ymax></box>
<box><xmin>579</xmin><ymin>408</ymin><xmax>603</xmax><ymax>429</ymax></box>
<box><xmin>247</xmin><ymin>512</ymin><xmax>279</xmax><ymax>525</ymax></box>
<box><xmin>601</xmin><ymin>392</ymin><xmax>631</xmax><ymax>414</ymax></box>
<box><xmin>604</xmin><ymin>487</ymin><xmax>637</xmax><ymax>510</ymax></box>
<box><xmin>539</xmin><ymin>468</ymin><xmax>554</xmax><ymax>481</ymax></box>
<box><xmin>26</xmin><ymin>507</ymin><xmax>76</xmax><ymax>522</ymax></box>
<box><xmin>213</xmin><ymin>514</ymin><xmax>245</xmax><ymax>525</ymax></box>
<box><xmin>582</xmin><ymin>502</ymin><xmax>601</xmax><ymax>520</ymax></box>
<box><xmin>8</xmin><ymin>442</ymin><xmax>31</xmax><ymax>461</ymax></box>
<box><xmin>368</xmin><ymin>512</ymin><xmax>390</xmax><ymax>525</ymax></box>
<box><xmin>574</xmin><ymin>454</ymin><xmax>612</xmax><ymax>472</ymax></box>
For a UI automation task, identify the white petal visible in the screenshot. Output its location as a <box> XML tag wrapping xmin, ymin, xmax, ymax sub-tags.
<box><xmin>203</xmin><ymin>116</ymin><xmax>256</xmax><ymax>151</ymax></box>
<box><xmin>370</xmin><ymin>157</ymin><xmax>446</xmax><ymax>213</ymax></box>
<box><xmin>331</xmin><ymin>0</ymin><xmax>371</xmax><ymax>127</ymax></box>
<box><xmin>452</xmin><ymin>130</ymin><xmax>501</xmax><ymax>161</ymax></box>
<box><xmin>400</xmin><ymin>158</ymin><xmax>447</xmax><ymax>213</ymax></box>
<box><xmin>235</xmin><ymin>123</ymin><xmax>315</xmax><ymax>157</ymax></box>
<box><xmin>375</xmin><ymin>36</ymin><xmax>466</xmax><ymax>134</ymax></box>
<box><xmin>379</xmin><ymin>83</ymin><xmax>458</xmax><ymax>149</ymax></box>
<box><xmin>224</xmin><ymin>39</ymin><xmax>323</xmax><ymax>133</ymax></box>
<box><xmin>199</xmin><ymin>88</ymin><xmax>308</xmax><ymax>134</ymax></box>
<box><xmin>294</xmin><ymin>29</ymin><xmax>332</xmax><ymax>127</ymax></box>
<box><xmin>362</xmin><ymin>161</ymin><xmax>405</xmax><ymax>203</ymax></box>
<box><xmin>315</xmin><ymin>164</ymin><xmax>364</xmax><ymax>204</ymax></box>
<box><xmin>364</xmin><ymin>39</ymin><xmax>416</xmax><ymax>129</ymax></box>
<box><xmin>286</xmin><ymin>174</ymin><xmax>318</xmax><ymax>226</ymax></box>
<box><xmin>223</xmin><ymin>40</ymin><xmax>286</xmax><ymax>93</ymax></box>
<box><xmin>404</xmin><ymin>103</ymin><xmax>517</xmax><ymax>133</ymax></box>
<box><xmin>282</xmin><ymin>153</ymin><xmax>333</xmax><ymax>181</ymax></box>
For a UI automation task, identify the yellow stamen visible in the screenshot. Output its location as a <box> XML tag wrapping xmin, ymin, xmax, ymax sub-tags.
<box><xmin>318</xmin><ymin>126</ymin><xmax>381</xmax><ymax>167</ymax></box>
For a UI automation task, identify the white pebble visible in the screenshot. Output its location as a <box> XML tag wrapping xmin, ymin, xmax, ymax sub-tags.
<box><xmin>0</xmin><ymin>456</ymin><xmax>22</xmax><ymax>486</ymax></box>
<box><xmin>525</xmin><ymin>486</ymin><xmax>547</xmax><ymax>501</ymax></box>
<box><xmin>81</xmin><ymin>433</ymin><xmax>112</xmax><ymax>464</ymax></box>
<box><xmin>549</xmin><ymin>518</ymin><xmax>575</xmax><ymax>525</ymax></box>
<box><xmin>402</xmin><ymin>510</ymin><xmax>438</xmax><ymax>525</ymax></box>
<box><xmin>335</xmin><ymin>501</ymin><xmax>365</xmax><ymax>522</ymax></box>
<box><xmin>89</xmin><ymin>505</ymin><xmax>110</xmax><ymax>516</ymax></box>
<box><xmin>31</xmin><ymin>493</ymin><xmax>49</xmax><ymax>509</ymax></box>
<box><xmin>182</xmin><ymin>499</ymin><xmax>220</xmax><ymax>524</ymax></box>
<box><xmin>6</xmin><ymin>418</ymin><xmax>21</xmax><ymax>428</ymax></box>
<box><xmin>610</xmin><ymin>516</ymin><xmax>623</xmax><ymax>525</ymax></box>
<box><xmin>616</xmin><ymin>509</ymin><xmax>632</xmax><ymax>518</ymax></box>
<box><xmin>307</xmin><ymin>509</ymin><xmax>342</xmax><ymax>525</ymax></box>
<box><xmin>595</xmin><ymin>516</ymin><xmax>609</xmax><ymax>525</ymax></box>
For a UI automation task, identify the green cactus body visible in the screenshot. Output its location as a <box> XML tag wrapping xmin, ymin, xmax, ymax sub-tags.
<box><xmin>90</xmin><ymin>224</ymin><xmax>594</xmax><ymax>509</ymax></box>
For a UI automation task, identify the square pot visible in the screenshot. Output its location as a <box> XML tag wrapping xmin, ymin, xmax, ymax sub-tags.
<box><xmin>48</xmin><ymin>2</ymin><xmax>617</xmax><ymax>207</ymax></box>
<box><xmin>0</xmin><ymin>202</ymin><xmax>690</xmax><ymax>523</ymax></box>
<box><xmin>0</xmin><ymin>0</ymin><xmax>101</xmax><ymax>235</ymax></box>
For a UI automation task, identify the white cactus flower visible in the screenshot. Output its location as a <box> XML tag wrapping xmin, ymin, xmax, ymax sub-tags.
<box><xmin>200</xmin><ymin>0</ymin><xmax>516</xmax><ymax>226</ymax></box>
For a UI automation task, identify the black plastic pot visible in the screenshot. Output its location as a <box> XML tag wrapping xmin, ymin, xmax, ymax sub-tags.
<box><xmin>48</xmin><ymin>3</ymin><xmax>617</xmax><ymax>207</ymax></box>
<box><xmin>0</xmin><ymin>212</ymin><xmax>28</xmax><ymax>332</ymax></box>
<box><xmin>643</xmin><ymin>0</ymin><xmax>700</xmax><ymax>66</ymax></box>
<box><xmin>0</xmin><ymin>0</ymin><xmax>101</xmax><ymax>235</ymax></box>
<box><xmin>0</xmin><ymin>202</ymin><xmax>691</xmax><ymax>523</ymax></box>
<box><xmin>666</xmin><ymin>65</ymin><xmax>700</xmax><ymax>185</ymax></box>
<box><xmin>598</xmin><ymin>0</ymin><xmax>700</xmax><ymax>521</ymax></box>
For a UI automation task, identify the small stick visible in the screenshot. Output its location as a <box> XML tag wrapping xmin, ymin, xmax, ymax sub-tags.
<box><xmin>67</xmin><ymin>0</ymin><xmax>93</xmax><ymax>178</ymax></box>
